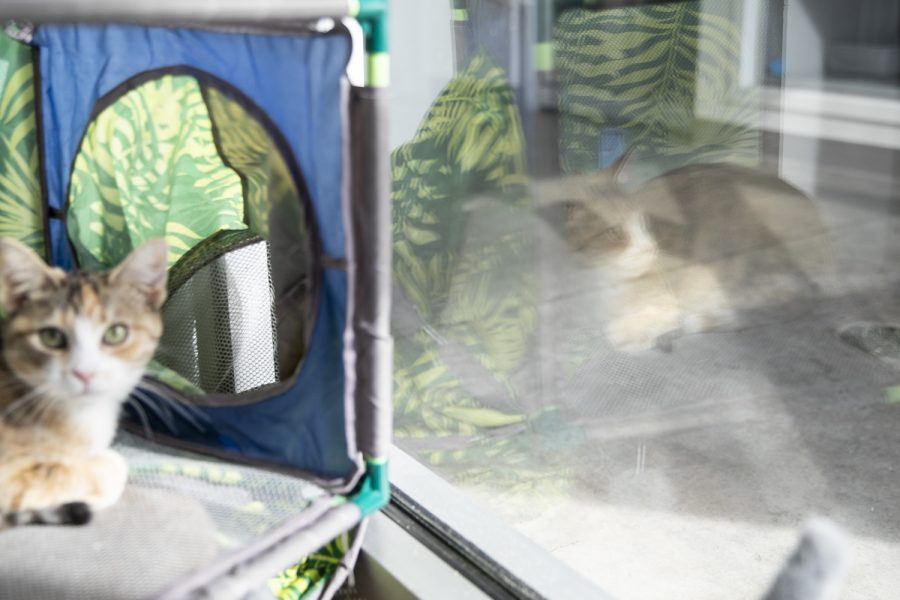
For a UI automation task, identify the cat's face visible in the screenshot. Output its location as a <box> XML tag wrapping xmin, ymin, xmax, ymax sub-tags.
<box><xmin>0</xmin><ymin>239</ymin><xmax>168</xmax><ymax>407</ymax></box>
<box><xmin>556</xmin><ymin>176</ymin><xmax>658</xmax><ymax>280</ymax></box>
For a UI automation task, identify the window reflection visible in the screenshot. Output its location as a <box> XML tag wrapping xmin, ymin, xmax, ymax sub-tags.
<box><xmin>391</xmin><ymin>1</ymin><xmax>900</xmax><ymax>597</ymax></box>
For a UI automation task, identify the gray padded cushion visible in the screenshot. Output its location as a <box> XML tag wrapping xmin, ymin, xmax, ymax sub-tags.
<box><xmin>0</xmin><ymin>487</ymin><xmax>218</xmax><ymax>600</ymax></box>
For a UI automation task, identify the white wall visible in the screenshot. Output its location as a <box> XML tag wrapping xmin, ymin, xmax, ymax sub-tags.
<box><xmin>389</xmin><ymin>0</ymin><xmax>455</xmax><ymax>149</ymax></box>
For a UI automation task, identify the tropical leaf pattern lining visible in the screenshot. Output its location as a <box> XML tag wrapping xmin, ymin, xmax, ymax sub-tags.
<box><xmin>203</xmin><ymin>86</ymin><xmax>302</xmax><ymax>241</ymax></box>
<box><xmin>64</xmin><ymin>72</ymin><xmax>316</xmax><ymax>393</ymax></box>
<box><xmin>0</xmin><ymin>34</ymin><xmax>44</xmax><ymax>256</ymax></box>
<box><xmin>556</xmin><ymin>1</ymin><xmax>761</xmax><ymax>180</ymax></box>
<box><xmin>67</xmin><ymin>75</ymin><xmax>247</xmax><ymax>269</ymax></box>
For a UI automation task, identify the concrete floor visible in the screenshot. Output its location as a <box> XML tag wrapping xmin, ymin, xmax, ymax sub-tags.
<box><xmin>401</xmin><ymin>138</ymin><xmax>900</xmax><ymax>599</ymax></box>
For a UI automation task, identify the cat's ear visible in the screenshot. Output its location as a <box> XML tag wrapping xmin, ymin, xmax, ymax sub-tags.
<box><xmin>0</xmin><ymin>238</ymin><xmax>62</xmax><ymax>312</ymax></box>
<box><xmin>110</xmin><ymin>239</ymin><xmax>169</xmax><ymax>309</ymax></box>
<box><xmin>597</xmin><ymin>144</ymin><xmax>636</xmax><ymax>188</ymax></box>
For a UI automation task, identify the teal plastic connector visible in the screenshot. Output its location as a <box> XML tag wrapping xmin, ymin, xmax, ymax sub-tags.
<box><xmin>350</xmin><ymin>0</ymin><xmax>389</xmax><ymax>86</ymax></box>
<box><xmin>351</xmin><ymin>458</ymin><xmax>389</xmax><ymax>517</ymax></box>
<box><xmin>355</xmin><ymin>0</ymin><xmax>388</xmax><ymax>53</ymax></box>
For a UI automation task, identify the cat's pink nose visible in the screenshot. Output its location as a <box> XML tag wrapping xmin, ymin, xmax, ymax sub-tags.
<box><xmin>73</xmin><ymin>370</ymin><xmax>95</xmax><ymax>386</ymax></box>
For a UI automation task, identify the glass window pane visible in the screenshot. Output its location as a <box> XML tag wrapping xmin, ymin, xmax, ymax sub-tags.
<box><xmin>391</xmin><ymin>1</ymin><xmax>900</xmax><ymax>597</ymax></box>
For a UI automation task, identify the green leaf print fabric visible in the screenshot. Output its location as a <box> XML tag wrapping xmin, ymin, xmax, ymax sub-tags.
<box><xmin>65</xmin><ymin>73</ymin><xmax>317</xmax><ymax>395</ymax></box>
<box><xmin>0</xmin><ymin>34</ymin><xmax>44</xmax><ymax>256</ymax></box>
<box><xmin>67</xmin><ymin>75</ymin><xmax>247</xmax><ymax>269</ymax></box>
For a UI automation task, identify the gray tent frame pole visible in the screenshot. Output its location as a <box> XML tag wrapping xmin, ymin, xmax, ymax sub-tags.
<box><xmin>348</xmin><ymin>86</ymin><xmax>392</xmax><ymax>466</ymax></box>
<box><xmin>0</xmin><ymin>0</ymin><xmax>351</xmax><ymax>23</ymax></box>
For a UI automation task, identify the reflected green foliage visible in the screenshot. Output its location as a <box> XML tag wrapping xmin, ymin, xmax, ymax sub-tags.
<box><xmin>556</xmin><ymin>2</ymin><xmax>760</xmax><ymax>180</ymax></box>
<box><xmin>0</xmin><ymin>35</ymin><xmax>44</xmax><ymax>256</ymax></box>
<box><xmin>389</xmin><ymin>2</ymin><xmax>764</xmax><ymax>496</ymax></box>
<box><xmin>392</xmin><ymin>53</ymin><xmax>554</xmax><ymax>488</ymax></box>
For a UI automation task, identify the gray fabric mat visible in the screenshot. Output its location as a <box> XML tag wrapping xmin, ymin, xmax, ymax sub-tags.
<box><xmin>0</xmin><ymin>487</ymin><xmax>218</xmax><ymax>600</ymax></box>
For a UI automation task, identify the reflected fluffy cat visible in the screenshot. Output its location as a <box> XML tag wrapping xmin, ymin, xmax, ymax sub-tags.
<box><xmin>545</xmin><ymin>157</ymin><xmax>833</xmax><ymax>351</ymax></box>
<box><xmin>0</xmin><ymin>238</ymin><xmax>167</xmax><ymax>527</ymax></box>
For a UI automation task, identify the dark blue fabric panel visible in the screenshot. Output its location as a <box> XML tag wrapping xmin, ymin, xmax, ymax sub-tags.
<box><xmin>204</xmin><ymin>268</ymin><xmax>352</xmax><ymax>477</ymax></box>
<box><xmin>34</xmin><ymin>24</ymin><xmax>356</xmax><ymax>479</ymax></box>
<box><xmin>34</xmin><ymin>24</ymin><xmax>350</xmax><ymax>265</ymax></box>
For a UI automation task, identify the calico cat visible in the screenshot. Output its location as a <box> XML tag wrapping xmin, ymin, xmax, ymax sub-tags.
<box><xmin>0</xmin><ymin>238</ymin><xmax>167</xmax><ymax>527</ymax></box>
<box><xmin>542</xmin><ymin>157</ymin><xmax>833</xmax><ymax>351</ymax></box>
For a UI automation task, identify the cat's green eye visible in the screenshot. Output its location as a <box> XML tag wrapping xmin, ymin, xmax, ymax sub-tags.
<box><xmin>38</xmin><ymin>327</ymin><xmax>67</xmax><ymax>350</ymax></box>
<box><xmin>103</xmin><ymin>323</ymin><xmax>129</xmax><ymax>346</ymax></box>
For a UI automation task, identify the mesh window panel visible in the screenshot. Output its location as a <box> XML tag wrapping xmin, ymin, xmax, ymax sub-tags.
<box><xmin>155</xmin><ymin>231</ymin><xmax>281</xmax><ymax>396</ymax></box>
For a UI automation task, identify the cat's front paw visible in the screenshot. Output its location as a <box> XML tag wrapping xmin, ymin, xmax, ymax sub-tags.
<box><xmin>0</xmin><ymin>458</ymin><xmax>83</xmax><ymax>512</ymax></box>
<box><xmin>605</xmin><ymin>317</ymin><xmax>663</xmax><ymax>353</ymax></box>
<box><xmin>0</xmin><ymin>451</ymin><xmax>128</xmax><ymax>515</ymax></box>
<box><xmin>605</xmin><ymin>305</ymin><xmax>684</xmax><ymax>353</ymax></box>
<box><xmin>83</xmin><ymin>450</ymin><xmax>128</xmax><ymax>510</ymax></box>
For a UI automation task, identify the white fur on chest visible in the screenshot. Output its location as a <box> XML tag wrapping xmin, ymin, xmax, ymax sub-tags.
<box><xmin>62</xmin><ymin>397</ymin><xmax>123</xmax><ymax>453</ymax></box>
<box><xmin>58</xmin><ymin>316</ymin><xmax>138</xmax><ymax>452</ymax></box>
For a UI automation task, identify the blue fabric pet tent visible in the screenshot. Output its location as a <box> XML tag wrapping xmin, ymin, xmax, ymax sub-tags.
<box><xmin>0</xmin><ymin>1</ymin><xmax>391</xmax><ymax>598</ymax></box>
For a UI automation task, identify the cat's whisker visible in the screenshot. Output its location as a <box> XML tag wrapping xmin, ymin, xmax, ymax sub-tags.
<box><xmin>131</xmin><ymin>387</ymin><xmax>206</xmax><ymax>432</ymax></box>
<box><xmin>137</xmin><ymin>379</ymin><xmax>208</xmax><ymax>423</ymax></box>
<box><xmin>30</xmin><ymin>394</ymin><xmax>59</xmax><ymax>426</ymax></box>
<box><xmin>155</xmin><ymin>396</ymin><xmax>207</xmax><ymax>432</ymax></box>
<box><xmin>1</xmin><ymin>398</ymin><xmax>37</xmax><ymax>421</ymax></box>
<box><xmin>157</xmin><ymin>398</ymin><xmax>207</xmax><ymax>432</ymax></box>
<box><xmin>9</xmin><ymin>388</ymin><xmax>53</xmax><ymax>424</ymax></box>
<box><xmin>125</xmin><ymin>397</ymin><xmax>155</xmax><ymax>439</ymax></box>
<box><xmin>1</xmin><ymin>392</ymin><xmax>37</xmax><ymax>416</ymax></box>
<box><xmin>1</xmin><ymin>385</ymin><xmax>52</xmax><ymax>420</ymax></box>
<box><xmin>138</xmin><ymin>379</ymin><xmax>208</xmax><ymax>420</ymax></box>
<box><xmin>0</xmin><ymin>378</ymin><xmax>29</xmax><ymax>390</ymax></box>
<box><xmin>128</xmin><ymin>390</ymin><xmax>178</xmax><ymax>430</ymax></box>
